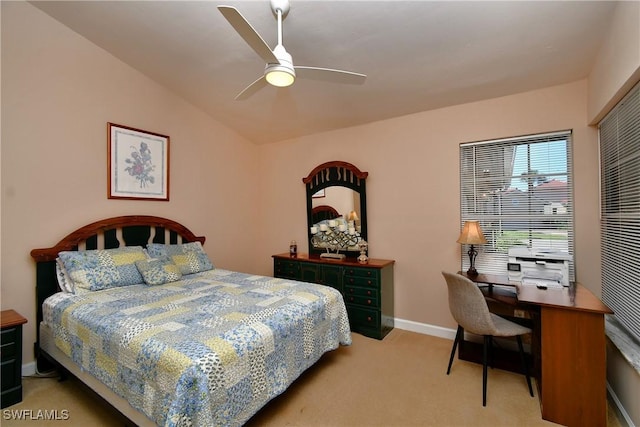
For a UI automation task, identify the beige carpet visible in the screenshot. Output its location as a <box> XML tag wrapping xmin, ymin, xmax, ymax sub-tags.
<box><xmin>3</xmin><ymin>329</ymin><xmax>623</xmax><ymax>426</ymax></box>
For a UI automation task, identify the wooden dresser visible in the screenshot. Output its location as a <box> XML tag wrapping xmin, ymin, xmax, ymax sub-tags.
<box><xmin>273</xmin><ymin>253</ymin><xmax>395</xmax><ymax>339</ymax></box>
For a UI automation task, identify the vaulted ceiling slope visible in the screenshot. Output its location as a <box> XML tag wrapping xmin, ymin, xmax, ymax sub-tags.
<box><xmin>30</xmin><ymin>1</ymin><xmax>617</xmax><ymax>145</ymax></box>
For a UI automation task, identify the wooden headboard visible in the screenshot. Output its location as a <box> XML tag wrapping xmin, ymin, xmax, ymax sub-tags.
<box><xmin>311</xmin><ymin>205</ymin><xmax>340</xmax><ymax>223</ymax></box>
<box><xmin>30</xmin><ymin>215</ymin><xmax>205</xmax><ymax>370</ymax></box>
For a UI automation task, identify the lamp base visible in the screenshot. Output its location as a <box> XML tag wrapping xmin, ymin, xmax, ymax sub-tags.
<box><xmin>466</xmin><ymin>244</ymin><xmax>479</xmax><ymax>277</ymax></box>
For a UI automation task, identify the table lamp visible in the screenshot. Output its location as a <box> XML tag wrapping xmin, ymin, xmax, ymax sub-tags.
<box><xmin>457</xmin><ymin>221</ymin><xmax>487</xmax><ymax>276</ymax></box>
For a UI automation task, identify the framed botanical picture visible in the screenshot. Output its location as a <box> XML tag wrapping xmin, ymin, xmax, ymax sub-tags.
<box><xmin>108</xmin><ymin>123</ymin><xmax>170</xmax><ymax>201</ymax></box>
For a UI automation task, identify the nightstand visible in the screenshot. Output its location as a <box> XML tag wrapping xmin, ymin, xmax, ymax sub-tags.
<box><xmin>1</xmin><ymin>310</ymin><xmax>28</xmax><ymax>408</ymax></box>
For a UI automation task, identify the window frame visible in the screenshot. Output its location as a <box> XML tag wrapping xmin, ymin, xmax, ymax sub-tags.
<box><xmin>459</xmin><ymin>130</ymin><xmax>574</xmax><ymax>279</ymax></box>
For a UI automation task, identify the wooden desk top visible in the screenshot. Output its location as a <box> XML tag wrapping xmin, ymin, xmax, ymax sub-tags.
<box><xmin>517</xmin><ymin>284</ymin><xmax>613</xmax><ymax>314</ymax></box>
<box><xmin>273</xmin><ymin>253</ymin><xmax>395</xmax><ymax>268</ymax></box>
<box><xmin>1</xmin><ymin>309</ymin><xmax>28</xmax><ymax>329</ymax></box>
<box><xmin>459</xmin><ymin>272</ymin><xmax>612</xmax><ymax>315</ymax></box>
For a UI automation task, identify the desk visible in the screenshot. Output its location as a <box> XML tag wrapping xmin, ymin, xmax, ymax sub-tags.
<box><xmin>459</xmin><ymin>272</ymin><xmax>613</xmax><ymax>427</ymax></box>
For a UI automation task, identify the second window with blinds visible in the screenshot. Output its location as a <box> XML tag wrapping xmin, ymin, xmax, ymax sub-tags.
<box><xmin>459</xmin><ymin>131</ymin><xmax>574</xmax><ymax>279</ymax></box>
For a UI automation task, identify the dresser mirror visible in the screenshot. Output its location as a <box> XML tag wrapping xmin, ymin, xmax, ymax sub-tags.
<box><xmin>303</xmin><ymin>161</ymin><xmax>368</xmax><ymax>257</ymax></box>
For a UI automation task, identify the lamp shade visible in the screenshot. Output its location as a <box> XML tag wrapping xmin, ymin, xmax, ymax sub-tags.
<box><xmin>456</xmin><ymin>221</ymin><xmax>487</xmax><ymax>245</ymax></box>
<box><xmin>348</xmin><ymin>210</ymin><xmax>359</xmax><ymax>222</ymax></box>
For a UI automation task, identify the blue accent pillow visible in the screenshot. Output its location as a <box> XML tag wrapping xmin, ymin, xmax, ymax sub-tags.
<box><xmin>146</xmin><ymin>241</ymin><xmax>214</xmax><ymax>275</ymax></box>
<box><xmin>135</xmin><ymin>257</ymin><xmax>182</xmax><ymax>286</ymax></box>
<box><xmin>58</xmin><ymin>246</ymin><xmax>148</xmax><ymax>291</ymax></box>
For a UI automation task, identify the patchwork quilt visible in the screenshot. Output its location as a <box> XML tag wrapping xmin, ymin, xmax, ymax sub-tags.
<box><xmin>43</xmin><ymin>269</ymin><xmax>352</xmax><ymax>426</ymax></box>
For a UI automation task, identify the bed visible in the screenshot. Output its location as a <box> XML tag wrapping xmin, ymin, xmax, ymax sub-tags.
<box><xmin>311</xmin><ymin>205</ymin><xmax>340</xmax><ymax>223</ymax></box>
<box><xmin>30</xmin><ymin>216</ymin><xmax>351</xmax><ymax>426</ymax></box>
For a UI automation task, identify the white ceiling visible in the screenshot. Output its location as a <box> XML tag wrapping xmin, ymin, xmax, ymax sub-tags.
<box><xmin>30</xmin><ymin>1</ymin><xmax>617</xmax><ymax>145</ymax></box>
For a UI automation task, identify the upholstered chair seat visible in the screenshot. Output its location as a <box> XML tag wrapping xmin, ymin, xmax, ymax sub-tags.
<box><xmin>442</xmin><ymin>271</ymin><xmax>534</xmax><ymax>406</ymax></box>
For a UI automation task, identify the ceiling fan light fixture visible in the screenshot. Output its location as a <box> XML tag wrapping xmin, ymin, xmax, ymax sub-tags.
<box><xmin>265</xmin><ymin>65</ymin><xmax>295</xmax><ymax>87</ymax></box>
<box><xmin>218</xmin><ymin>1</ymin><xmax>367</xmax><ymax>99</ymax></box>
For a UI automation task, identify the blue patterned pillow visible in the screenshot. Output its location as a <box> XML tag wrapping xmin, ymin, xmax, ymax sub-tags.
<box><xmin>58</xmin><ymin>246</ymin><xmax>148</xmax><ymax>291</ymax></box>
<box><xmin>146</xmin><ymin>241</ymin><xmax>214</xmax><ymax>275</ymax></box>
<box><xmin>135</xmin><ymin>257</ymin><xmax>182</xmax><ymax>285</ymax></box>
<box><xmin>55</xmin><ymin>258</ymin><xmax>75</xmax><ymax>293</ymax></box>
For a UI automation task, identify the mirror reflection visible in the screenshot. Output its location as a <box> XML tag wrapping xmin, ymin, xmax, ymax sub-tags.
<box><xmin>310</xmin><ymin>186</ymin><xmax>363</xmax><ymax>256</ymax></box>
<box><xmin>304</xmin><ymin>161</ymin><xmax>368</xmax><ymax>258</ymax></box>
<box><xmin>311</xmin><ymin>186</ymin><xmax>361</xmax><ymax>229</ymax></box>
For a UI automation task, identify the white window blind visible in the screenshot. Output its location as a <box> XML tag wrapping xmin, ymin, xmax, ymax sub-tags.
<box><xmin>459</xmin><ymin>131</ymin><xmax>574</xmax><ymax>278</ymax></box>
<box><xmin>599</xmin><ymin>81</ymin><xmax>640</xmax><ymax>342</ymax></box>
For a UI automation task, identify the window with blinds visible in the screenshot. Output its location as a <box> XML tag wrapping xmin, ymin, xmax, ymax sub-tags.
<box><xmin>459</xmin><ymin>131</ymin><xmax>574</xmax><ymax>278</ymax></box>
<box><xmin>599</xmin><ymin>81</ymin><xmax>640</xmax><ymax>342</ymax></box>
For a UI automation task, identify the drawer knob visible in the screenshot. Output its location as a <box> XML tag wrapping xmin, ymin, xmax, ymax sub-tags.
<box><xmin>367</xmin><ymin>290</ymin><xmax>372</xmax><ymax>296</ymax></box>
<box><xmin>367</xmin><ymin>271</ymin><xmax>372</xmax><ymax>276</ymax></box>
<box><xmin>367</xmin><ymin>280</ymin><xmax>372</xmax><ymax>285</ymax></box>
<box><xmin>367</xmin><ymin>316</ymin><xmax>372</xmax><ymax>322</ymax></box>
<box><xmin>367</xmin><ymin>299</ymin><xmax>372</xmax><ymax>305</ymax></box>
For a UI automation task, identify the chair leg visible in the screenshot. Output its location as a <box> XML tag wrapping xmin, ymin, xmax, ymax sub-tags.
<box><xmin>447</xmin><ymin>325</ymin><xmax>463</xmax><ymax>375</ymax></box>
<box><xmin>482</xmin><ymin>335</ymin><xmax>490</xmax><ymax>406</ymax></box>
<box><xmin>517</xmin><ymin>335</ymin><xmax>534</xmax><ymax>397</ymax></box>
<box><xmin>488</xmin><ymin>336</ymin><xmax>494</xmax><ymax>369</ymax></box>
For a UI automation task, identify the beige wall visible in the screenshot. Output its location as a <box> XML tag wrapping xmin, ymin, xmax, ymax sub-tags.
<box><xmin>1</xmin><ymin>2</ymin><xmax>260</xmax><ymax>364</ymax></box>
<box><xmin>588</xmin><ymin>0</ymin><xmax>640</xmax><ymax>124</ymax></box>
<box><xmin>256</xmin><ymin>80</ymin><xmax>599</xmax><ymax>331</ymax></box>
<box><xmin>2</xmin><ymin>2</ymin><xmax>638</xmax><ymax>423</ymax></box>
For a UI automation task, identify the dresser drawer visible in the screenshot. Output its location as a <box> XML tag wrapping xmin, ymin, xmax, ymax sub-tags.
<box><xmin>344</xmin><ymin>285</ymin><xmax>378</xmax><ymax>299</ymax></box>
<box><xmin>0</xmin><ymin>329</ymin><xmax>18</xmax><ymax>360</ymax></box>
<box><xmin>347</xmin><ymin>306</ymin><xmax>380</xmax><ymax>330</ymax></box>
<box><xmin>273</xmin><ymin>259</ymin><xmax>300</xmax><ymax>280</ymax></box>
<box><xmin>344</xmin><ymin>267</ymin><xmax>379</xmax><ymax>280</ymax></box>
<box><xmin>345</xmin><ymin>294</ymin><xmax>378</xmax><ymax>308</ymax></box>
<box><xmin>1</xmin><ymin>358</ymin><xmax>19</xmax><ymax>390</ymax></box>
<box><xmin>344</xmin><ymin>275</ymin><xmax>378</xmax><ymax>288</ymax></box>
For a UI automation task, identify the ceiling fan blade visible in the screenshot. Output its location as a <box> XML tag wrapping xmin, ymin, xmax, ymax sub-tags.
<box><xmin>235</xmin><ymin>75</ymin><xmax>268</xmax><ymax>101</ymax></box>
<box><xmin>295</xmin><ymin>66</ymin><xmax>366</xmax><ymax>85</ymax></box>
<box><xmin>218</xmin><ymin>6</ymin><xmax>279</xmax><ymax>64</ymax></box>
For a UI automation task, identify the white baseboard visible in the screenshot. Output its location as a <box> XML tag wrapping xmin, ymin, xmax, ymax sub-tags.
<box><xmin>22</xmin><ymin>361</ymin><xmax>36</xmax><ymax>377</ymax></box>
<box><xmin>607</xmin><ymin>382</ymin><xmax>636</xmax><ymax>427</ymax></box>
<box><xmin>394</xmin><ymin>317</ymin><xmax>457</xmax><ymax>340</ymax></box>
<box><xmin>394</xmin><ymin>318</ymin><xmax>490</xmax><ymax>346</ymax></box>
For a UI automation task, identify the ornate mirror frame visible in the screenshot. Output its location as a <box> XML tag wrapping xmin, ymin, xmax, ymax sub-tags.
<box><xmin>303</xmin><ymin>161</ymin><xmax>368</xmax><ymax>257</ymax></box>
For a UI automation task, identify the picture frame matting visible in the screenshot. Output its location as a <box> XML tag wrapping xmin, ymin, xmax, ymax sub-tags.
<box><xmin>108</xmin><ymin>123</ymin><xmax>170</xmax><ymax>201</ymax></box>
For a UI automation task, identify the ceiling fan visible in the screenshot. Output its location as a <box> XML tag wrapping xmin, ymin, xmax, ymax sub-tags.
<box><xmin>218</xmin><ymin>0</ymin><xmax>367</xmax><ymax>100</ymax></box>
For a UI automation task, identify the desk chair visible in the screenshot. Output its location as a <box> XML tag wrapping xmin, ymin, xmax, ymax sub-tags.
<box><xmin>442</xmin><ymin>271</ymin><xmax>534</xmax><ymax>406</ymax></box>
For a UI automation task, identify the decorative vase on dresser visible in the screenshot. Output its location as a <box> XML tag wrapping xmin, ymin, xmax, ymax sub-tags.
<box><xmin>273</xmin><ymin>253</ymin><xmax>394</xmax><ymax>339</ymax></box>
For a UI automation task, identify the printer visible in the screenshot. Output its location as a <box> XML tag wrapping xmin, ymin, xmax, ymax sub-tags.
<box><xmin>507</xmin><ymin>247</ymin><xmax>572</xmax><ymax>287</ymax></box>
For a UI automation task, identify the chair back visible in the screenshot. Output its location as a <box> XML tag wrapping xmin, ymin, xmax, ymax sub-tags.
<box><xmin>442</xmin><ymin>271</ymin><xmax>496</xmax><ymax>335</ymax></box>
